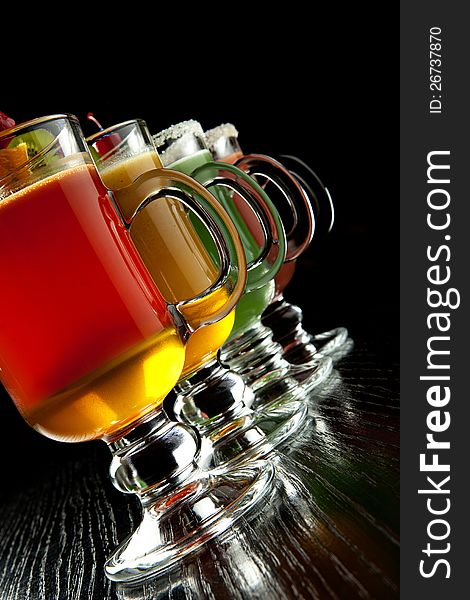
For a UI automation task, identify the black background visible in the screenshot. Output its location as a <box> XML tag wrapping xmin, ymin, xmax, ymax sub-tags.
<box><xmin>1</xmin><ymin>10</ymin><xmax>398</xmax><ymax>480</ymax></box>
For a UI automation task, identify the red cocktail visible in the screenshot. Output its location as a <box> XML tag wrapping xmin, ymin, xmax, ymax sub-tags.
<box><xmin>0</xmin><ymin>124</ymin><xmax>184</xmax><ymax>442</ymax></box>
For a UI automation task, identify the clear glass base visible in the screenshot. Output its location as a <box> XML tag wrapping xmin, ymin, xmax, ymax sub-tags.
<box><xmin>310</xmin><ymin>328</ymin><xmax>354</xmax><ymax>364</ymax></box>
<box><xmin>288</xmin><ymin>353</ymin><xmax>334</xmax><ymax>394</ymax></box>
<box><xmin>104</xmin><ymin>460</ymin><xmax>274</xmax><ymax>583</ymax></box>
<box><xmin>167</xmin><ymin>360</ymin><xmax>308</xmax><ymax>471</ymax></box>
<box><xmin>261</xmin><ymin>297</ymin><xmax>353</xmax><ymax>366</ymax></box>
<box><xmin>204</xmin><ymin>396</ymin><xmax>308</xmax><ymax>470</ymax></box>
<box><xmin>221</xmin><ymin>320</ymin><xmax>332</xmax><ymax>410</ymax></box>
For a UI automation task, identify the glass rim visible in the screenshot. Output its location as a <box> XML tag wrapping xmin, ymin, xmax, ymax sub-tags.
<box><xmin>153</xmin><ymin>119</ymin><xmax>204</xmax><ymax>149</ymax></box>
<box><xmin>86</xmin><ymin>119</ymin><xmax>148</xmax><ymax>143</ymax></box>
<box><xmin>0</xmin><ymin>113</ymin><xmax>79</xmax><ymax>141</ymax></box>
<box><xmin>204</xmin><ymin>123</ymin><xmax>239</xmax><ymax>147</ymax></box>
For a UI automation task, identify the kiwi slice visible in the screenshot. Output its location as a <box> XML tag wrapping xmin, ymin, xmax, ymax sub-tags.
<box><xmin>8</xmin><ymin>128</ymin><xmax>59</xmax><ymax>165</ymax></box>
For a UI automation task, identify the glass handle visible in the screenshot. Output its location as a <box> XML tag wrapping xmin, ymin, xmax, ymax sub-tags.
<box><xmin>113</xmin><ymin>168</ymin><xmax>247</xmax><ymax>333</ymax></box>
<box><xmin>279</xmin><ymin>153</ymin><xmax>335</xmax><ymax>240</ymax></box>
<box><xmin>189</xmin><ymin>161</ymin><xmax>287</xmax><ymax>292</ymax></box>
<box><xmin>235</xmin><ymin>154</ymin><xmax>316</xmax><ymax>262</ymax></box>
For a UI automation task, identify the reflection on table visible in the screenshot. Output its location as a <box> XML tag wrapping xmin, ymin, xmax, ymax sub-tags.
<box><xmin>0</xmin><ymin>336</ymin><xmax>399</xmax><ymax>600</ymax></box>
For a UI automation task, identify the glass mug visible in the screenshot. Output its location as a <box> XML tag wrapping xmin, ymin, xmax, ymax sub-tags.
<box><xmin>153</xmin><ymin>121</ymin><xmax>330</xmax><ymax>406</ymax></box>
<box><xmin>205</xmin><ymin>123</ymin><xmax>351</xmax><ymax>365</ymax></box>
<box><xmin>0</xmin><ymin>114</ymin><xmax>274</xmax><ymax>583</ymax></box>
<box><xmin>87</xmin><ymin>119</ymin><xmax>307</xmax><ymax>470</ymax></box>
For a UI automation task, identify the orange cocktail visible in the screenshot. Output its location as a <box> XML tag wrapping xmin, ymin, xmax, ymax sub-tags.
<box><xmin>0</xmin><ymin>159</ymin><xmax>184</xmax><ymax>441</ymax></box>
<box><xmin>97</xmin><ymin>150</ymin><xmax>235</xmax><ymax>379</ymax></box>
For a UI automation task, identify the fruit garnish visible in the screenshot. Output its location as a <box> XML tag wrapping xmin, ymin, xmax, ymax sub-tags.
<box><xmin>87</xmin><ymin>112</ymin><xmax>122</xmax><ymax>159</ymax></box>
<box><xmin>8</xmin><ymin>129</ymin><xmax>56</xmax><ymax>157</ymax></box>
<box><xmin>0</xmin><ymin>143</ymin><xmax>29</xmax><ymax>178</ymax></box>
<box><xmin>0</xmin><ymin>111</ymin><xmax>15</xmax><ymax>132</ymax></box>
<box><xmin>1</xmin><ymin>129</ymin><xmax>58</xmax><ymax>181</ymax></box>
<box><xmin>87</xmin><ymin>113</ymin><xmax>104</xmax><ymax>131</ymax></box>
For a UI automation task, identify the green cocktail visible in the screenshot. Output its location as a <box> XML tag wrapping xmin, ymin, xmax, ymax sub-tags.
<box><xmin>150</xmin><ymin>120</ymin><xmax>310</xmax><ymax>463</ymax></box>
<box><xmin>159</xmin><ymin>146</ymin><xmax>276</xmax><ymax>340</ymax></box>
<box><xmin>153</xmin><ymin>119</ymin><xmax>324</xmax><ymax>415</ymax></box>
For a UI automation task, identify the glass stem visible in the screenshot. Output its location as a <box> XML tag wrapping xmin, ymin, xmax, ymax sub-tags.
<box><xmin>171</xmin><ymin>359</ymin><xmax>255</xmax><ymax>435</ymax></box>
<box><xmin>221</xmin><ymin>319</ymin><xmax>293</xmax><ymax>390</ymax></box>
<box><xmin>105</xmin><ymin>409</ymin><xmax>202</xmax><ymax>507</ymax></box>
<box><xmin>262</xmin><ymin>296</ymin><xmax>350</xmax><ymax>363</ymax></box>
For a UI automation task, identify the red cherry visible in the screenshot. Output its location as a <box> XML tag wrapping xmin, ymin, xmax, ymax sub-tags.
<box><xmin>87</xmin><ymin>113</ymin><xmax>122</xmax><ymax>158</ymax></box>
<box><xmin>0</xmin><ymin>111</ymin><xmax>15</xmax><ymax>132</ymax></box>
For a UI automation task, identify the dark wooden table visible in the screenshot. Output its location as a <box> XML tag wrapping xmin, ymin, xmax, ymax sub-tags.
<box><xmin>0</xmin><ymin>17</ymin><xmax>399</xmax><ymax>596</ymax></box>
<box><xmin>0</xmin><ymin>320</ymin><xmax>399</xmax><ymax>600</ymax></box>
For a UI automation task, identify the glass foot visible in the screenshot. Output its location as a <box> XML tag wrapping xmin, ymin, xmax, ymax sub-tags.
<box><xmin>221</xmin><ymin>321</ymin><xmax>305</xmax><ymax>409</ymax></box>
<box><xmin>310</xmin><ymin>328</ymin><xmax>354</xmax><ymax>363</ymax></box>
<box><xmin>204</xmin><ymin>395</ymin><xmax>308</xmax><ymax>469</ymax></box>
<box><xmin>166</xmin><ymin>361</ymin><xmax>308</xmax><ymax>471</ymax></box>
<box><xmin>105</xmin><ymin>460</ymin><xmax>275</xmax><ymax>583</ymax></box>
<box><xmin>221</xmin><ymin>321</ymin><xmax>332</xmax><ymax>412</ymax></box>
<box><xmin>283</xmin><ymin>325</ymin><xmax>351</xmax><ymax>364</ymax></box>
<box><xmin>288</xmin><ymin>353</ymin><xmax>334</xmax><ymax>394</ymax></box>
<box><xmin>261</xmin><ymin>298</ymin><xmax>352</xmax><ymax>365</ymax></box>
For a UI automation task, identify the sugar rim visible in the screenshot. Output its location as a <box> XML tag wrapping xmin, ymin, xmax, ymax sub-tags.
<box><xmin>153</xmin><ymin>119</ymin><xmax>204</xmax><ymax>149</ymax></box>
<box><xmin>204</xmin><ymin>123</ymin><xmax>239</xmax><ymax>147</ymax></box>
